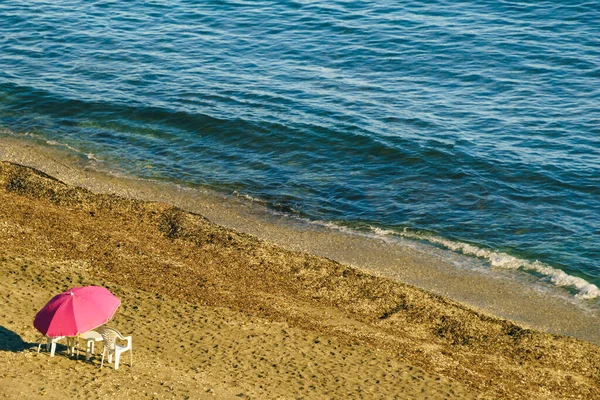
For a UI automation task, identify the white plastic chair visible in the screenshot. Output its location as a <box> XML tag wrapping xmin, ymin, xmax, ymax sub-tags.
<box><xmin>97</xmin><ymin>326</ymin><xmax>132</xmax><ymax>370</ymax></box>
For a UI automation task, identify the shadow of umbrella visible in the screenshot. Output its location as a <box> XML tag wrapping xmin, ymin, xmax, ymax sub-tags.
<box><xmin>0</xmin><ymin>326</ymin><xmax>35</xmax><ymax>352</ymax></box>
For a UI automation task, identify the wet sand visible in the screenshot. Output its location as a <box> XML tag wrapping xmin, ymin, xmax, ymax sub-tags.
<box><xmin>1</xmin><ymin>144</ymin><xmax>600</xmax><ymax>398</ymax></box>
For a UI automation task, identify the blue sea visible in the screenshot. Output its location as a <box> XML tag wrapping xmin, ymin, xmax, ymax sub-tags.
<box><xmin>1</xmin><ymin>1</ymin><xmax>599</xmax><ymax>299</ymax></box>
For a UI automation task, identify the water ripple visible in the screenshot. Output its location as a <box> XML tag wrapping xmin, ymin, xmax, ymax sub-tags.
<box><xmin>1</xmin><ymin>0</ymin><xmax>599</xmax><ymax>290</ymax></box>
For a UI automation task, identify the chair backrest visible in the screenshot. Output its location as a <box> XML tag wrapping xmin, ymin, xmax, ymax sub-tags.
<box><xmin>97</xmin><ymin>327</ymin><xmax>123</xmax><ymax>350</ymax></box>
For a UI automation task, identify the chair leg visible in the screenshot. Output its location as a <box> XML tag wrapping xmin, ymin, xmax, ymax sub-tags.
<box><xmin>101</xmin><ymin>350</ymin><xmax>105</xmax><ymax>368</ymax></box>
<box><xmin>50</xmin><ymin>341</ymin><xmax>57</xmax><ymax>357</ymax></box>
<box><xmin>37</xmin><ymin>336</ymin><xmax>45</xmax><ymax>353</ymax></box>
<box><xmin>115</xmin><ymin>352</ymin><xmax>120</xmax><ymax>370</ymax></box>
<box><xmin>130</xmin><ymin>349</ymin><xmax>132</xmax><ymax>367</ymax></box>
<box><xmin>86</xmin><ymin>340</ymin><xmax>93</xmax><ymax>361</ymax></box>
<box><xmin>67</xmin><ymin>337</ymin><xmax>78</xmax><ymax>359</ymax></box>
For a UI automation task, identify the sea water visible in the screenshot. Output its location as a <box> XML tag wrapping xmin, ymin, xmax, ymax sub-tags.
<box><xmin>1</xmin><ymin>1</ymin><xmax>599</xmax><ymax>302</ymax></box>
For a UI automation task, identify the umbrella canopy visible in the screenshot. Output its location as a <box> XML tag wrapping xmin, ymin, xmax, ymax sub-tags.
<box><xmin>34</xmin><ymin>286</ymin><xmax>121</xmax><ymax>337</ymax></box>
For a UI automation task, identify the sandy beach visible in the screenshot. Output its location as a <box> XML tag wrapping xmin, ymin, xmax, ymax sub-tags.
<box><xmin>1</xmin><ymin>159</ymin><xmax>600</xmax><ymax>399</ymax></box>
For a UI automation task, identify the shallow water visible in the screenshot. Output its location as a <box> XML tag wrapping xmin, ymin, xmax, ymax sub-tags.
<box><xmin>1</xmin><ymin>1</ymin><xmax>599</xmax><ymax>299</ymax></box>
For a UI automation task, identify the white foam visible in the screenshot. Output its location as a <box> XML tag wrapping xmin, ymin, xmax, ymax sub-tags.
<box><xmin>46</xmin><ymin>140</ymin><xmax>81</xmax><ymax>154</ymax></box>
<box><xmin>86</xmin><ymin>153</ymin><xmax>101</xmax><ymax>162</ymax></box>
<box><xmin>233</xmin><ymin>191</ymin><xmax>267</xmax><ymax>205</ymax></box>
<box><xmin>370</xmin><ymin>227</ymin><xmax>600</xmax><ymax>300</ymax></box>
<box><xmin>41</xmin><ymin>139</ymin><xmax>103</xmax><ymax>164</ymax></box>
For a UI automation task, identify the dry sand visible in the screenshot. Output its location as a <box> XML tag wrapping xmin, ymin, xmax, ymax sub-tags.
<box><xmin>1</xmin><ymin>161</ymin><xmax>599</xmax><ymax>399</ymax></box>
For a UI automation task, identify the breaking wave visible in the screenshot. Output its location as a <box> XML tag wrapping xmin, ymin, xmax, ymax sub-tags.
<box><xmin>370</xmin><ymin>227</ymin><xmax>600</xmax><ymax>300</ymax></box>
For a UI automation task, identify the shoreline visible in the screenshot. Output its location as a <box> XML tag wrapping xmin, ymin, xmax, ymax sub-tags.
<box><xmin>1</xmin><ymin>153</ymin><xmax>600</xmax><ymax>398</ymax></box>
<box><xmin>1</xmin><ymin>136</ymin><xmax>600</xmax><ymax>345</ymax></box>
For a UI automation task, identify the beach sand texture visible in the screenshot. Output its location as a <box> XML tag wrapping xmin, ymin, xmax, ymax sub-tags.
<box><xmin>1</xmin><ymin>161</ymin><xmax>599</xmax><ymax>399</ymax></box>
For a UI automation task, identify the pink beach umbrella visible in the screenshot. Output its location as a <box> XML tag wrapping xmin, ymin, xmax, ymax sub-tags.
<box><xmin>34</xmin><ymin>286</ymin><xmax>121</xmax><ymax>337</ymax></box>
